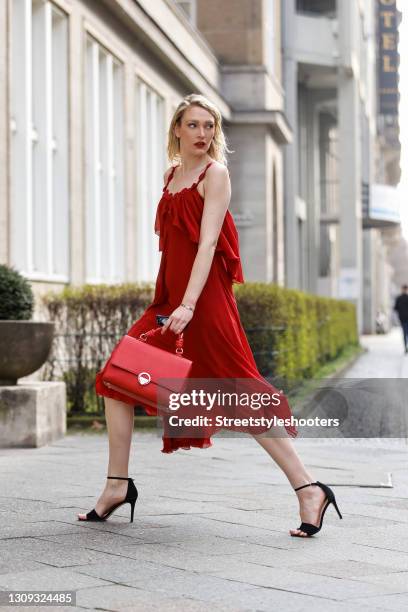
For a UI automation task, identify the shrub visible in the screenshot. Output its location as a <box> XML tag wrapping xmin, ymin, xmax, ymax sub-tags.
<box><xmin>41</xmin><ymin>281</ymin><xmax>358</xmax><ymax>414</ymax></box>
<box><xmin>234</xmin><ymin>283</ymin><xmax>358</xmax><ymax>381</ymax></box>
<box><xmin>0</xmin><ymin>264</ymin><xmax>34</xmax><ymax>320</ymax></box>
<box><xmin>42</xmin><ymin>283</ymin><xmax>155</xmax><ymax>414</ymax></box>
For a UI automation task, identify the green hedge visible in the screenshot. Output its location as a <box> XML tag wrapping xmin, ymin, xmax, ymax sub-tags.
<box><xmin>42</xmin><ymin>282</ymin><xmax>156</xmax><ymax>415</ymax></box>
<box><xmin>234</xmin><ymin>283</ymin><xmax>358</xmax><ymax>382</ymax></box>
<box><xmin>41</xmin><ymin>282</ymin><xmax>358</xmax><ymax>415</ymax></box>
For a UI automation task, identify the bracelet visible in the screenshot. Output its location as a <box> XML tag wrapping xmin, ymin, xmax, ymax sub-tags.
<box><xmin>181</xmin><ymin>303</ymin><xmax>195</xmax><ymax>312</ymax></box>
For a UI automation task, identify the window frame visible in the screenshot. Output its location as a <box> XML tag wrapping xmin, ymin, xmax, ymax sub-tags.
<box><xmin>9</xmin><ymin>0</ymin><xmax>70</xmax><ymax>282</ymax></box>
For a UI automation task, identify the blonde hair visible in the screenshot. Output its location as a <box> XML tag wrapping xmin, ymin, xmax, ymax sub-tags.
<box><xmin>167</xmin><ymin>94</ymin><xmax>233</xmax><ymax>166</ymax></box>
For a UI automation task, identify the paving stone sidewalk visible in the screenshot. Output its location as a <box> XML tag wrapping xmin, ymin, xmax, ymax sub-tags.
<box><xmin>0</xmin><ymin>329</ymin><xmax>407</xmax><ymax>611</ymax></box>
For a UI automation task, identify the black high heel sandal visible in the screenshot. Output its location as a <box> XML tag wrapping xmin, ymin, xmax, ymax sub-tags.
<box><xmin>78</xmin><ymin>476</ymin><xmax>138</xmax><ymax>523</ymax></box>
<box><xmin>291</xmin><ymin>481</ymin><xmax>342</xmax><ymax>537</ymax></box>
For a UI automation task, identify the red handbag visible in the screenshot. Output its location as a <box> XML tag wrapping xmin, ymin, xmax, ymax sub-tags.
<box><xmin>101</xmin><ymin>326</ymin><xmax>193</xmax><ymax>411</ymax></box>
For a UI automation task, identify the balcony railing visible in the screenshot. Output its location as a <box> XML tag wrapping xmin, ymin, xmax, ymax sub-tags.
<box><xmin>361</xmin><ymin>181</ymin><xmax>370</xmax><ymax>217</ymax></box>
<box><xmin>296</xmin><ymin>0</ymin><xmax>336</xmax><ymax>18</ymax></box>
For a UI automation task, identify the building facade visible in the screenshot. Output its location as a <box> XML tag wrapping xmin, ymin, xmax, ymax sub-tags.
<box><xmin>281</xmin><ymin>0</ymin><xmax>401</xmax><ymax>331</ymax></box>
<box><xmin>1</xmin><ymin>0</ymin><xmax>401</xmax><ymax>334</ymax></box>
<box><xmin>364</xmin><ymin>0</ymin><xmax>402</xmax><ymax>334</ymax></box>
<box><xmin>195</xmin><ymin>0</ymin><xmax>291</xmax><ymax>285</ymax></box>
<box><xmin>0</xmin><ymin>0</ymin><xmax>290</xmax><ymax>319</ymax></box>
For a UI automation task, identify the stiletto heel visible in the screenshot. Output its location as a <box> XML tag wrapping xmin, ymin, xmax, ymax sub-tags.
<box><xmin>78</xmin><ymin>476</ymin><xmax>138</xmax><ymax>523</ymax></box>
<box><xmin>332</xmin><ymin>498</ymin><xmax>343</xmax><ymax>519</ymax></box>
<box><xmin>291</xmin><ymin>480</ymin><xmax>342</xmax><ymax>537</ymax></box>
<box><xmin>130</xmin><ymin>498</ymin><xmax>136</xmax><ymax>523</ymax></box>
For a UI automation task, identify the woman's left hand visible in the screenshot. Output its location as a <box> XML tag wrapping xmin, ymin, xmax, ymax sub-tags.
<box><xmin>161</xmin><ymin>305</ymin><xmax>193</xmax><ymax>335</ymax></box>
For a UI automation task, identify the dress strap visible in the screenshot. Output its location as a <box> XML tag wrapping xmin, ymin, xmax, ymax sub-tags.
<box><xmin>163</xmin><ymin>165</ymin><xmax>179</xmax><ymax>192</ymax></box>
<box><xmin>196</xmin><ymin>161</ymin><xmax>213</xmax><ymax>187</ymax></box>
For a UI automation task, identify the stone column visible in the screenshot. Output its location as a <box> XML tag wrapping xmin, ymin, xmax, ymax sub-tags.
<box><xmin>362</xmin><ymin>228</ymin><xmax>376</xmax><ymax>333</ymax></box>
<box><xmin>337</xmin><ymin>0</ymin><xmax>363</xmax><ymax>330</ymax></box>
<box><xmin>197</xmin><ymin>0</ymin><xmax>289</xmax><ymax>283</ymax></box>
<box><xmin>0</xmin><ymin>1</ymin><xmax>8</xmax><ymax>264</ymax></box>
<box><xmin>282</xmin><ymin>0</ymin><xmax>300</xmax><ymax>289</ymax></box>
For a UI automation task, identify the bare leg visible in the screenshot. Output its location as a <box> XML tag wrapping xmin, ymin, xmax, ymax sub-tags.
<box><xmin>77</xmin><ymin>397</ymin><xmax>134</xmax><ymax>519</ymax></box>
<box><xmin>253</xmin><ymin>433</ymin><xmax>327</xmax><ymax>537</ymax></box>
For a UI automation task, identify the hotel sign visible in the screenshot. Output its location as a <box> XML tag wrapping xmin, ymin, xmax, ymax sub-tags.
<box><xmin>378</xmin><ymin>0</ymin><xmax>400</xmax><ymax>115</ymax></box>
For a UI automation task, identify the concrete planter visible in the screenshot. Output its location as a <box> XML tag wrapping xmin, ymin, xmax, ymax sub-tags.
<box><xmin>0</xmin><ymin>381</ymin><xmax>66</xmax><ymax>447</ymax></box>
<box><xmin>0</xmin><ymin>321</ymin><xmax>55</xmax><ymax>385</ymax></box>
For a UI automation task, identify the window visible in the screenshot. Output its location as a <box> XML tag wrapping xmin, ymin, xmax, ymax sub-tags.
<box><xmin>319</xmin><ymin>115</ymin><xmax>338</xmax><ymax>277</ymax></box>
<box><xmin>85</xmin><ymin>36</ymin><xmax>125</xmax><ymax>283</ymax></box>
<box><xmin>135</xmin><ymin>80</ymin><xmax>165</xmax><ymax>281</ymax></box>
<box><xmin>319</xmin><ymin>117</ymin><xmax>339</xmax><ymax>219</ymax></box>
<box><xmin>173</xmin><ymin>0</ymin><xmax>197</xmax><ymax>26</ymax></box>
<box><xmin>10</xmin><ymin>0</ymin><xmax>69</xmax><ymax>280</ymax></box>
<box><xmin>298</xmin><ymin>218</ymin><xmax>305</xmax><ymax>288</ymax></box>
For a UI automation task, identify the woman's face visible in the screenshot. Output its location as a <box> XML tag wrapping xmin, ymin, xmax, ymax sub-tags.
<box><xmin>174</xmin><ymin>105</ymin><xmax>215</xmax><ymax>159</ymax></box>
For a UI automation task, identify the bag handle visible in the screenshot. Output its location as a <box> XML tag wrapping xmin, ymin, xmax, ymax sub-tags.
<box><xmin>138</xmin><ymin>326</ymin><xmax>184</xmax><ymax>356</ymax></box>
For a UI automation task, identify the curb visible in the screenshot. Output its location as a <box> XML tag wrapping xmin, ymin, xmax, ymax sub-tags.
<box><xmin>291</xmin><ymin>344</ymin><xmax>366</xmax><ymax>418</ymax></box>
<box><xmin>67</xmin><ymin>415</ymin><xmax>157</xmax><ymax>431</ymax></box>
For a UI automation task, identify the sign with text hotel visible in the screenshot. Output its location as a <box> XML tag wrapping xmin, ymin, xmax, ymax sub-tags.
<box><xmin>378</xmin><ymin>0</ymin><xmax>400</xmax><ymax>115</ymax></box>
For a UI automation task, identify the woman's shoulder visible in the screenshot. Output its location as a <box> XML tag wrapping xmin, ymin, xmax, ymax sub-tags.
<box><xmin>208</xmin><ymin>159</ymin><xmax>228</xmax><ymax>173</ymax></box>
<box><xmin>205</xmin><ymin>160</ymin><xmax>230</xmax><ymax>193</ymax></box>
<box><xmin>206</xmin><ymin>160</ymin><xmax>230</xmax><ymax>183</ymax></box>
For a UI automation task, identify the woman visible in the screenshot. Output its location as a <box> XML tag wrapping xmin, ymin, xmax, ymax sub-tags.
<box><xmin>78</xmin><ymin>94</ymin><xmax>342</xmax><ymax>537</ymax></box>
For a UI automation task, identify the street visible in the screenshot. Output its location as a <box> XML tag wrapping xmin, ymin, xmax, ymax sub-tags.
<box><xmin>0</xmin><ymin>329</ymin><xmax>407</xmax><ymax>611</ymax></box>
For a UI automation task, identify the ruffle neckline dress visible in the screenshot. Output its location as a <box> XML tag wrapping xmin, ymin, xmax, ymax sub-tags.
<box><xmin>95</xmin><ymin>160</ymin><xmax>298</xmax><ymax>452</ymax></box>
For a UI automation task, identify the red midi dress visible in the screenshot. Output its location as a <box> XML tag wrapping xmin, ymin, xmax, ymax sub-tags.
<box><xmin>95</xmin><ymin>161</ymin><xmax>298</xmax><ymax>452</ymax></box>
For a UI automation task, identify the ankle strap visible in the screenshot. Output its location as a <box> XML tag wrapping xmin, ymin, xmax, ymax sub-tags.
<box><xmin>294</xmin><ymin>482</ymin><xmax>318</xmax><ymax>492</ymax></box>
<box><xmin>107</xmin><ymin>476</ymin><xmax>133</xmax><ymax>481</ymax></box>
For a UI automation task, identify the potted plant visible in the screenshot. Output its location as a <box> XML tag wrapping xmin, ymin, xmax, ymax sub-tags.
<box><xmin>0</xmin><ymin>264</ymin><xmax>55</xmax><ymax>385</ymax></box>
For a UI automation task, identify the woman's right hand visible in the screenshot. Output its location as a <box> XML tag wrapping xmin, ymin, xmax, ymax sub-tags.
<box><xmin>161</xmin><ymin>305</ymin><xmax>193</xmax><ymax>335</ymax></box>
